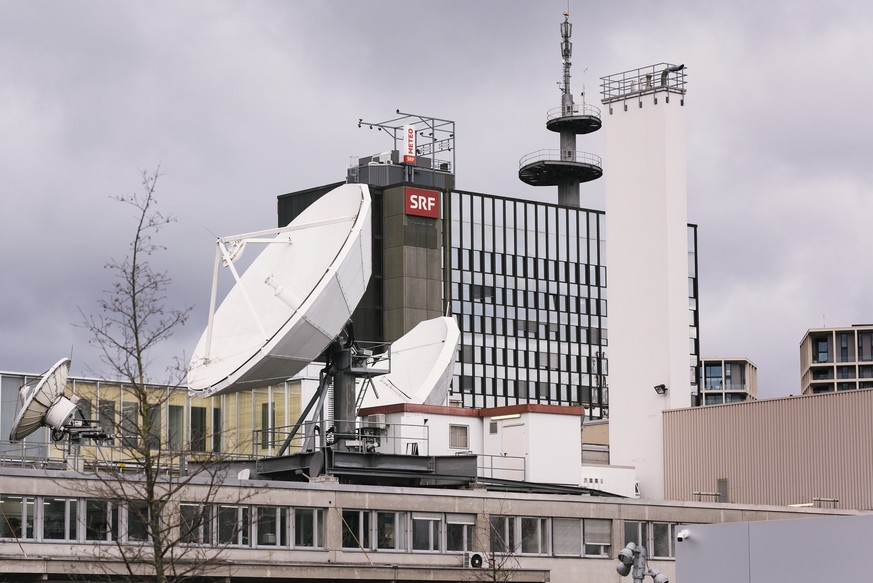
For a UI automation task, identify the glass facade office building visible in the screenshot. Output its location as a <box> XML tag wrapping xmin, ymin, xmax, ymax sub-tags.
<box><xmin>447</xmin><ymin>191</ymin><xmax>610</xmax><ymax>415</ymax></box>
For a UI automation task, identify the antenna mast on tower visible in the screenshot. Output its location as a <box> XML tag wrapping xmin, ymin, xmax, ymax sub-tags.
<box><xmin>518</xmin><ymin>11</ymin><xmax>602</xmax><ymax>207</ymax></box>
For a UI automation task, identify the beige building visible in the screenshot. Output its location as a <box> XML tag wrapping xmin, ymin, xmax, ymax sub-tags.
<box><xmin>664</xmin><ymin>389</ymin><xmax>873</xmax><ymax>509</ymax></box>
<box><xmin>799</xmin><ymin>324</ymin><xmax>873</xmax><ymax>394</ymax></box>
<box><xmin>0</xmin><ymin>367</ymin><xmax>307</xmax><ymax>464</ymax></box>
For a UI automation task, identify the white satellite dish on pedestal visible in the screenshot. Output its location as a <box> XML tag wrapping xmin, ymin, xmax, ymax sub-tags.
<box><xmin>188</xmin><ymin>183</ymin><xmax>372</xmax><ymax>397</ymax></box>
<box><xmin>361</xmin><ymin>316</ymin><xmax>460</xmax><ymax>408</ymax></box>
<box><xmin>9</xmin><ymin>358</ymin><xmax>78</xmax><ymax>442</ymax></box>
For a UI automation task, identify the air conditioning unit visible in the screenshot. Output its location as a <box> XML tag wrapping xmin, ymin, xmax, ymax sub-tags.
<box><xmin>366</xmin><ymin>413</ymin><xmax>387</xmax><ymax>430</ymax></box>
<box><xmin>463</xmin><ymin>551</ymin><xmax>485</xmax><ymax>569</ymax></box>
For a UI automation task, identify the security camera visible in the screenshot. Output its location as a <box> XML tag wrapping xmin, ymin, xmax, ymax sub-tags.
<box><xmin>676</xmin><ymin>528</ymin><xmax>690</xmax><ymax>542</ymax></box>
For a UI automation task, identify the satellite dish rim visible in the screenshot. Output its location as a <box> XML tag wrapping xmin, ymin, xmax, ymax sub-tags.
<box><xmin>8</xmin><ymin>357</ymin><xmax>72</xmax><ymax>442</ymax></box>
<box><xmin>188</xmin><ymin>183</ymin><xmax>372</xmax><ymax>397</ymax></box>
<box><xmin>364</xmin><ymin>316</ymin><xmax>460</xmax><ymax>408</ymax></box>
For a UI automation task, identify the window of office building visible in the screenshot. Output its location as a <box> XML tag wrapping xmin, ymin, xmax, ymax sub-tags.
<box><xmin>342</xmin><ymin>509</ymin><xmax>370</xmax><ymax>549</ymax></box>
<box><xmin>191</xmin><ymin>406</ymin><xmax>207</xmax><ymax>452</ymax></box>
<box><xmin>520</xmin><ymin>517</ymin><xmax>549</xmax><ymax>555</ymax></box>
<box><xmin>837</xmin><ymin>332</ymin><xmax>855</xmax><ymax>363</ymax></box>
<box><xmin>859</xmin><ymin>331</ymin><xmax>873</xmax><ymax>362</ymax></box>
<box><xmin>256</xmin><ymin>506</ymin><xmax>287</xmax><ymax>547</ymax></box>
<box><xmin>126</xmin><ymin>500</ymin><xmax>150</xmax><ymax>542</ymax></box>
<box><xmin>217</xmin><ymin>505</ymin><xmax>250</xmax><ymax>546</ymax></box>
<box><xmin>813</xmin><ymin>336</ymin><xmax>830</xmax><ymax>363</ymax></box>
<box><xmin>376</xmin><ymin>511</ymin><xmax>406</xmax><ymax>550</ymax></box>
<box><xmin>180</xmin><ymin>504</ymin><xmax>211</xmax><ymax>545</ymax></box>
<box><xmin>43</xmin><ymin>497</ymin><xmax>78</xmax><ymax>541</ymax></box>
<box><xmin>449</xmin><ymin>424</ymin><xmax>469</xmax><ymax>449</ymax></box>
<box><xmin>624</xmin><ymin>520</ymin><xmax>678</xmax><ymax>559</ymax></box>
<box><xmin>703</xmin><ymin>363</ymin><xmax>722</xmax><ymax>390</ymax></box>
<box><xmin>85</xmin><ymin>500</ymin><xmax>118</xmax><ymax>542</ymax></box>
<box><xmin>446</xmin><ymin>514</ymin><xmax>475</xmax><ymax>552</ymax></box>
<box><xmin>168</xmin><ymin>404</ymin><xmax>184</xmax><ymax>450</ymax></box>
<box><xmin>553</xmin><ymin>517</ymin><xmax>611</xmax><ymax>557</ymax></box>
<box><xmin>552</xmin><ymin>517</ymin><xmax>582</xmax><ymax>556</ymax></box>
<box><xmin>490</xmin><ymin>515</ymin><xmax>516</xmax><ymax>553</ymax></box>
<box><xmin>0</xmin><ymin>494</ymin><xmax>35</xmax><ymax>540</ymax></box>
<box><xmin>411</xmin><ymin>513</ymin><xmax>442</xmax><ymax>552</ymax></box>
<box><xmin>294</xmin><ymin>508</ymin><xmax>323</xmax><ymax>548</ymax></box>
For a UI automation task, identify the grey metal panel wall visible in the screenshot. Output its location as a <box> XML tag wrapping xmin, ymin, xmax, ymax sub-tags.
<box><xmin>664</xmin><ymin>390</ymin><xmax>873</xmax><ymax>509</ymax></box>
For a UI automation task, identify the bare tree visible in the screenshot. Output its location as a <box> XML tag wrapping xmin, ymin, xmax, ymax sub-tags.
<box><xmin>76</xmin><ymin>168</ymin><xmax>242</xmax><ymax>582</ymax></box>
<box><xmin>466</xmin><ymin>502</ymin><xmax>522</xmax><ymax>583</ymax></box>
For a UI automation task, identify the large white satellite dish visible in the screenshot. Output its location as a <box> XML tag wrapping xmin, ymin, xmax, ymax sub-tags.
<box><xmin>361</xmin><ymin>316</ymin><xmax>460</xmax><ymax>409</ymax></box>
<box><xmin>188</xmin><ymin>183</ymin><xmax>372</xmax><ymax>397</ymax></box>
<box><xmin>9</xmin><ymin>357</ymin><xmax>78</xmax><ymax>442</ymax></box>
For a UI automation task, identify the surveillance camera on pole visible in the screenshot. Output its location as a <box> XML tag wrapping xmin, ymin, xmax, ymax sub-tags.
<box><xmin>616</xmin><ymin>542</ymin><xmax>669</xmax><ymax>583</ymax></box>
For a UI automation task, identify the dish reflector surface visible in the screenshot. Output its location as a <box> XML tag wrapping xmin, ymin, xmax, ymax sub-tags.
<box><xmin>361</xmin><ymin>316</ymin><xmax>460</xmax><ymax>408</ymax></box>
<box><xmin>9</xmin><ymin>357</ymin><xmax>73</xmax><ymax>441</ymax></box>
<box><xmin>188</xmin><ymin>183</ymin><xmax>372</xmax><ymax>397</ymax></box>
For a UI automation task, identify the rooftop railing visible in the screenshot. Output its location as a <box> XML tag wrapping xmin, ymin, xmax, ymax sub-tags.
<box><xmin>600</xmin><ymin>63</ymin><xmax>687</xmax><ymax>104</ymax></box>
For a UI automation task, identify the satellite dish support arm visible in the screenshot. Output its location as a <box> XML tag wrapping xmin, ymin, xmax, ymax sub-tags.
<box><xmin>277</xmin><ymin>363</ymin><xmax>332</xmax><ymax>456</ymax></box>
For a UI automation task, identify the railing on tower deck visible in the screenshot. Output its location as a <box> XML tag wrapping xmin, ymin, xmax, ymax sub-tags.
<box><xmin>600</xmin><ymin>63</ymin><xmax>687</xmax><ymax>104</ymax></box>
<box><xmin>519</xmin><ymin>149</ymin><xmax>602</xmax><ymax>169</ymax></box>
<box><xmin>547</xmin><ymin>102</ymin><xmax>601</xmax><ymax>121</ymax></box>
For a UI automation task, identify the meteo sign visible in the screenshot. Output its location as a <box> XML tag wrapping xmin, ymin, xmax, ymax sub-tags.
<box><xmin>402</xmin><ymin>124</ymin><xmax>416</xmax><ymax>164</ymax></box>
<box><xmin>405</xmin><ymin>187</ymin><xmax>440</xmax><ymax>218</ymax></box>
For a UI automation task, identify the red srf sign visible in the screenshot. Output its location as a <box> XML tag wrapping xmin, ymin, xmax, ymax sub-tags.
<box><xmin>404</xmin><ymin>187</ymin><xmax>440</xmax><ymax>218</ymax></box>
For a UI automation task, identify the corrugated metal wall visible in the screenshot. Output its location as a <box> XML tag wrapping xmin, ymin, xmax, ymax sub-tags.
<box><xmin>664</xmin><ymin>390</ymin><xmax>873</xmax><ymax>509</ymax></box>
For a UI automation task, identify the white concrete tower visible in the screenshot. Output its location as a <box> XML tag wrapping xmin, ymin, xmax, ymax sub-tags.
<box><xmin>600</xmin><ymin>64</ymin><xmax>690</xmax><ymax>499</ymax></box>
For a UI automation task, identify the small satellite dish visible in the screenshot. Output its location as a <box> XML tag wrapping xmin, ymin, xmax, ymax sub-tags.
<box><xmin>361</xmin><ymin>316</ymin><xmax>460</xmax><ymax>408</ymax></box>
<box><xmin>9</xmin><ymin>358</ymin><xmax>78</xmax><ymax>442</ymax></box>
<box><xmin>188</xmin><ymin>183</ymin><xmax>372</xmax><ymax>397</ymax></box>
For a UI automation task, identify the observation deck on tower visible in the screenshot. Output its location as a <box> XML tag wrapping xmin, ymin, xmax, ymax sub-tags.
<box><xmin>519</xmin><ymin>12</ymin><xmax>602</xmax><ymax>207</ymax></box>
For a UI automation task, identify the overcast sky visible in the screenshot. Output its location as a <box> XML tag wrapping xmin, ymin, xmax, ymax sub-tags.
<box><xmin>2</xmin><ymin>1</ymin><xmax>871</xmax><ymax>398</ymax></box>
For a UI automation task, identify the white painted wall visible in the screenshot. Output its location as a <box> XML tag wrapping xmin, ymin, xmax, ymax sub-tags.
<box><xmin>580</xmin><ymin>464</ymin><xmax>638</xmax><ymax>498</ymax></box>
<box><xmin>526</xmin><ymin>413</ymin><xmax>582</xmax><ymax>484</ymax></box>
<box><xmin>604</xmin><ymin>88</ymin><xmax>691</xmax><ymax>499</ymax></box>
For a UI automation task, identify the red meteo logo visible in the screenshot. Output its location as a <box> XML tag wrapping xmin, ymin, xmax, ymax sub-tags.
<box><xmin>405</xmin><ymin>187</ymin><xmax>440</xmax><ymax>218</ymax></box>
<box><xmin>402</xmin><ymin>124</ymin><xmax>416</xmax><ymax>164</ymax></box>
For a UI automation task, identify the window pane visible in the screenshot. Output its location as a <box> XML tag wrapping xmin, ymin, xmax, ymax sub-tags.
<box><xmin>624</xmin><ymin>520</ymin><xmax>642</xmax><ymax>546</ymax></box>
<box><xmin>121</xmin><ymin>402</ymin><xmax>138</xmax><ymax>448</ymax></box>
<box><xmin>128</xmin><ymin>501</ymin><xmax>149</xmax><ymax>541</ymax></box>
<box><xmin>86</xmin><ymin>500</ymin><xmax>115</xmax><ymax>541</ymax></box>
<box><xmin>257</xmin><ymin>507</ymin><xmax>281</xmax><ymax>546</ymax></box>
<box><xmin>191</xmin><ymin>407</ymin><xmax>207</xmax><ymax>451</ymax></box>
<box><xmin>490</xmin><ymin>516</ymin><xmax>514</xmax><ymax>553</ymax></box>
<box><xmin>218</xmin><ymin>505</ymin><xmax>247</xmax><ymax>545</ymax></box>
<box><xmin>652</xmin><ymin>523</ymin><xmax>671</xmax><ymax>558</ymax></box>
<box><xmin>180</xmin><ymin>504</ymin><xmax>211</xmax><ymax>544</ymax></box>
<box><xmin>295</xmin><ymin>508</ymin><xmax>321</xmax><ymax>548</ymax></box>
<box><xmin>168</xmin><ymin>405</ymin><xmax>184</xmax><ymax>450</ymax></box>
<box><xmin>342</xmin><ymin>510</ymin><xmax>368</xmax><ymax>549</ymax></box>
<box><xmin>449</xmin><ymin>425</ymin><xmax>469</xmax><ymax>449</ymax></box>
<box><xmin>43</xmin><ymin>498</ymin><xmax>69</xmax><ymax>540</ymax></box>
<box><xmin>446</xmin><ymin>522</ymin><xmax>472</xmax><ymax>552</ymax></box>
<box><xmin>377</xmin><ymin>512</ymin><xmax>399</xmax><ymax>550</ymax></box>
<box><xmin>521</xmin><ymin>517</ymin><xmax>540</xmax><ymax>553</ymax></box>
<box><xmin>412</xmin><ymin>518</ymin><xmax>440</xmax><ymax>551</ymax></box>
<box><xmin>0</xmin><ymin>495</ymin><xmax>30</xmax><ymax>539</ymax></box>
